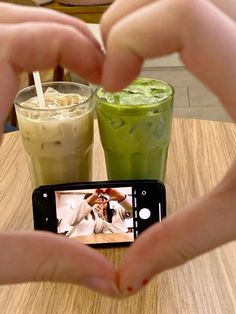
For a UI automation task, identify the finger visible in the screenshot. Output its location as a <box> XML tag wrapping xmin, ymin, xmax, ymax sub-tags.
<box><xmin>101</xmin><ymin>0</ymin><xmax>236</xmax><ymax>122</ymax></box>
<box><xmin>0</xmin><ymin>2</ymin><xmax>100</xmax><ymax>49</ymax></box>
<box><xmin>100</xmin><ymin>0</ymin><xmax>236</xmax><ymax>46</ymax></box>
<box><xmin>102</xmin><ymin>0</ymin><xmax>186</xmax><ymax>91</ymax></box>
<box><xmin>118</xmin><ymin>162</ymin><xmax>236</xmax><ymax>296</ymax></box>
<box><xmin>0</xmin><ymin>22</ymin><xmax>104</xmax><ymax>125</ymax></box>
<box><xmin>0</xmin><ymin>61</ymin><xmax>19</xmax><ymax>128</ymax></box>
<box><xmin>0</xmin><ymin>231</ymin><xmax>119</xmax><ymax>297</ymax></box>
<box><xmin>100</xmin><ymin>0</ymin><xmax>156</xmax><ymax>44</ymax></box>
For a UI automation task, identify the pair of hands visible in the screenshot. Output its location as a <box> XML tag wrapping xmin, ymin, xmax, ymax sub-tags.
<box><xmin>87</xmin><ymin>188</ymin><xmax>123</xmax><ymax>205</ymax></box>
<box><xmin>96</xmin><ymin>188</ymin><xmax>125</xmax><ymax>202</ymax></box>
<box><xmin>1</xmin><ymin>0</ymin><xmax>236</xmax><ymax>298</ymax></box>
<box><xmin>87</xmin><ymin>188</ymin><xmax>125</xmax><ymax>219</ymax></box>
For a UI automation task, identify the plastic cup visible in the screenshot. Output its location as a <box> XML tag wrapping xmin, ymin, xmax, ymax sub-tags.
<box><xmin>95</xmin><ymin>78</ymin><xmax>174</xmax><ymax>181</ymax></box>
<box><xmin>15</xmin><ymin>82</ymin><xmax>94</xmax><ymax>187</ymax></box>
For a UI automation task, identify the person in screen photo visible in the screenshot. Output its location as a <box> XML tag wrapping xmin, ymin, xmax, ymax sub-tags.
<box><xmin>93</xmin><ymin>188</ymin><xmax>133</xmax><ymax>233</ymax></box>
<box><xmin>65</xmin><ymin>188</ymin><xmax>133</xmax><ymax>237</ymax></box>
<box><xmin>66</xmin><ymin>193</ymin><xmax>105</xmax><ymax>237</ymax></box>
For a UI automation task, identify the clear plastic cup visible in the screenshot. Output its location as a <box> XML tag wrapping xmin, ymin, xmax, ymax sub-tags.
<box><xmin>15</xmin><ymin>82</ymin><xmax>94</xmax><ymax>187</ymax></box>
<box><xmin>96</xmin><ymin>78</ymin><xmax>174</xmax><ymax>181</ymax></box>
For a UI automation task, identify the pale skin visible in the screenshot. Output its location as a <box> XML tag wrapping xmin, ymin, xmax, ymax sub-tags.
<box><xmin>86</xmin><ymin>188</ymin><xmax>125</xmax><ymax>206</ymax></box>
<box><xmin>0</xmin><ymin>3</ymin><xmax>119</xmax><ymax>298</ymax></box>
<box><xmin>1</xmin><ymin>0</ymin><xmax>236</xmax><ymax>300</ymax></box>
<box><xmin>91</xmin><ymin>188</ymin><xmax>127</xmax><ymax>219</ymax></box>
<box><xmin>100</xmin><ymin>0</ymin><xmax>236</xmax><ymax>296</ymax></box>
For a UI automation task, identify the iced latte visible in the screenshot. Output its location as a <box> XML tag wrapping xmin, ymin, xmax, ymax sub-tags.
<box><xmin>15</xmin><ymin>82</ymin><xmax>94</xmax><ymax>187</ymax></box>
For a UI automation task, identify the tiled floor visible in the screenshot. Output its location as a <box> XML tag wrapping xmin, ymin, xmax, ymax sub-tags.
<box><xmin>72</xmin><ymin>58</ymin><xmax>232</xmax><ymax>123</ymax></box>
<box><xmin>141</xmin><ymin>54</ymin><xmax>231</xmax><ymax>122</ymax></box>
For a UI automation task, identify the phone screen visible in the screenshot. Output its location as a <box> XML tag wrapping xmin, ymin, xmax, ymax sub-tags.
<box><xmin>33</xmin><ymin>180</ymin><xmax>165</xmax><ymax>247</ymax></box>
<box><xmin>55</xmin><ymin>186</ymin><xmax>134</xmax><ymax>245</ymax></box>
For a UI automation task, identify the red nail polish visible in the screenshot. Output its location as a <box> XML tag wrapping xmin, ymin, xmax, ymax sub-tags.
<box><xmin>141</xmin><ymin>278</ymin><xmax>149</xmax><ymax>286</ymax></box>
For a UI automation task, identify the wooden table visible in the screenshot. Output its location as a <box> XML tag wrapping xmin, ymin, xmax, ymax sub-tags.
<box><xmin>1</xmin><ymin>1</ymin><xmax>109</xmax><ymax>24</ymax></box>
<box><xmin>41</xmin><ymin>1</ymin><xmax>109</xmax><ymax>23</ymax></box>
<box><xmin>0</xmin><ymin>118</ymin><xmax>236</xmax><ymax>313</ymax></box>
<box><xmin>73</xmin><ymin>232</ymin><xmax>134</xmax><ymax>244</ymax></box>
<box><xmin>1</xmin><ymin>0</ymin><xmax>35</xmax><ymax>5</ymax></box>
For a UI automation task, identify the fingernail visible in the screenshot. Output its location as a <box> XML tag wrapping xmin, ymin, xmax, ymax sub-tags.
<box><xmin>80</xmin><ymin>277</ymin><xmax>120</xmax><ymax>298</ymax></box>
<box><xmin>122</xmin><ymin>277</ymin><xmax>150</xmax><ymax>297</ymax></box>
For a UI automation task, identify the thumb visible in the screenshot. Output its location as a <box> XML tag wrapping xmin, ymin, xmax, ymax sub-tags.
<box><xmin>0</xmin><ymin>231</ymin><xmax>119</xmax><ymax>297</ymax></box>
<box><xmin>118</xmin><ymin>162</ymin><xmax>236</xmax><ymax>296</ymax></box>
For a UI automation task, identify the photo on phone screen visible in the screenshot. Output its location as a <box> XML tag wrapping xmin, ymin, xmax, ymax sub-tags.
<box><xmin>33</xmin><ymin>180</ymin><xmax>166</xmax><ymax>247</ymax></box>
<box><xmin>55</xmin><ymin>186</ymin><xmax>134</xmax><ymax>245</ymax></box>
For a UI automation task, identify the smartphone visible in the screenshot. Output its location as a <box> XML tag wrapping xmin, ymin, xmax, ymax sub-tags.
<box><xmin>32</xmin><ymin>180</ymin><xmax>166</xmax><ymax>247</ymax></box>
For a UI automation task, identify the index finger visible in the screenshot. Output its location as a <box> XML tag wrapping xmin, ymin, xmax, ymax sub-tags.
<box><xmin>101</xmin><ymin>0</ymin><xmax>236</xmax><ymax>124</ymax></box>
<box><xmin>0</xmin><ymin>2</ymin><xmax>100</xmax><ymax>49</ymax></box>
<box><xmin>101</xmin><ymin>0</ymin><xmax>184</xmax><ymax>91</ymax></box>
<box><xmin>100</xmin><ymin>0</ymin><xmax>156</xmax><ymax>43</ymax></box>
<box><xmin>0</xmin><ymin>22</ymin><xmax>104</xmax><ymax>125</ymax></box>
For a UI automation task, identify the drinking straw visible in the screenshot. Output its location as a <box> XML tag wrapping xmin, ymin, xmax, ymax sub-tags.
<box><xmin>33</xmin><ymin>71</ymin><xmax>46</xmax><ymax>108</ymax></box>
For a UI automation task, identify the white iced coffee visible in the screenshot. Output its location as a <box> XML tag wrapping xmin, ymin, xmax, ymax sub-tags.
<box><xmin>15</xmin><ymin>85</ymin><xmax>94</xmax><ymax>187</ymax></box>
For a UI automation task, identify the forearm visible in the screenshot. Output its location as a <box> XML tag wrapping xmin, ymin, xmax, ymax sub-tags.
<box><xmin>119</xmin><ymin>197</ymin><xmax>132</xmax><ymax>215</ymax></box>
<box><xmin>68</xmin><ymin>200</ymin><xmax>91</xmax><ymax>226</ymax></box>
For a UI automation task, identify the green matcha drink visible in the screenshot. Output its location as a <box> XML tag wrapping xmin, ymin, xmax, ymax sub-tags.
<box><xmin>96</xmin><ymin>78</ymin><xmax>174</xmax><ymax>181</ymax></box>
<box><xmin>15</xmin><ymin>82</ymin><xmax>94</xmax><ymax>187</ymax></box>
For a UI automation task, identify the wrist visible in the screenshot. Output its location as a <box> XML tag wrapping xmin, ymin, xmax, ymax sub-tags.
<box><xmin>118</xmin><ymin>194</ymin><xmax>126</xmax><ymax>203</ymax></box>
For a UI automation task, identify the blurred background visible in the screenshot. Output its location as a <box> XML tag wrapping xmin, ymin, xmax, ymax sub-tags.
<box><xmin>3</xmin><ymin>0</ymin><xmax>231</xmax><ymax>133</ymax></box>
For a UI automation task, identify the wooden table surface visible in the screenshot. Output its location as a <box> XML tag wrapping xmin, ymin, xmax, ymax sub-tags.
<box><xmin>73</xmin><ymin>232</ymin><xmax>134</xmax><ymax>244</ymax></box>
<box><xmin>42</xmin><ymin>0</ymin><xmax>109</xmax><ymax>23</ymax></box>
<box><xmin>1</xmin><ymin>0</ymin><xmax>109</xmax><ymax>23</ymax></box>
<box><xmin>0</xmin><ymin>118</ymin><xmax>236</xmax><ymax>313</ymax></box>
<box><xmin>1</xmin><ymin>0</ymin><xmax>35</xmax><ymax>5</ymax></box>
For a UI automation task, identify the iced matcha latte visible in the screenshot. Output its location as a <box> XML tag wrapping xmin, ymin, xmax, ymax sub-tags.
<box><xmin>96</xmin><ymin>78</ymin><xmax>174</xmax><ymax>181</ymax></box>
<box><xmin>15</xmin><ymin>82</ymin><xmax>94</xmax><ymax>187</ymax></box>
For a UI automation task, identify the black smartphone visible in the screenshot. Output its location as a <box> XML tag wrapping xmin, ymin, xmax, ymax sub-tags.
<box><xmin>32</xmin><ymin>180</ymin><xmax>166</xmax><ymax>248</ymax></box>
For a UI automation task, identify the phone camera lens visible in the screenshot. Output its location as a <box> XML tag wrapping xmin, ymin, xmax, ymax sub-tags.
<box><xmin>141</xmin><ymin>191</ymin><xmax>147</xmax><ymax>195</ymax></box>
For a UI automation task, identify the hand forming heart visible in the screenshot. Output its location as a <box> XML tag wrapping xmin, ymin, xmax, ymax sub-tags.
<box><xmin>0</xmin><ymin>0</ymin><xmax>236</xmax><ymax>300</ymax></box>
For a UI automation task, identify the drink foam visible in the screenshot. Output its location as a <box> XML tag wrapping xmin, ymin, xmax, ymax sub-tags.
<box><xmin>21</xmin><ymin>87</ymin><xmax>87</xmax><ymax>109</ymax></box>
<box><xmin>97</xmin><ymin>78</ymin><xmax>173</xmax><ymax>105</ymax></box>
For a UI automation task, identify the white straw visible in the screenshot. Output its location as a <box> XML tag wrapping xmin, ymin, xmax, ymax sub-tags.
<box><xmin>33</xmin><ymin>71</ymin><xmax>46</xmax><ymax>109</ymax></box>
